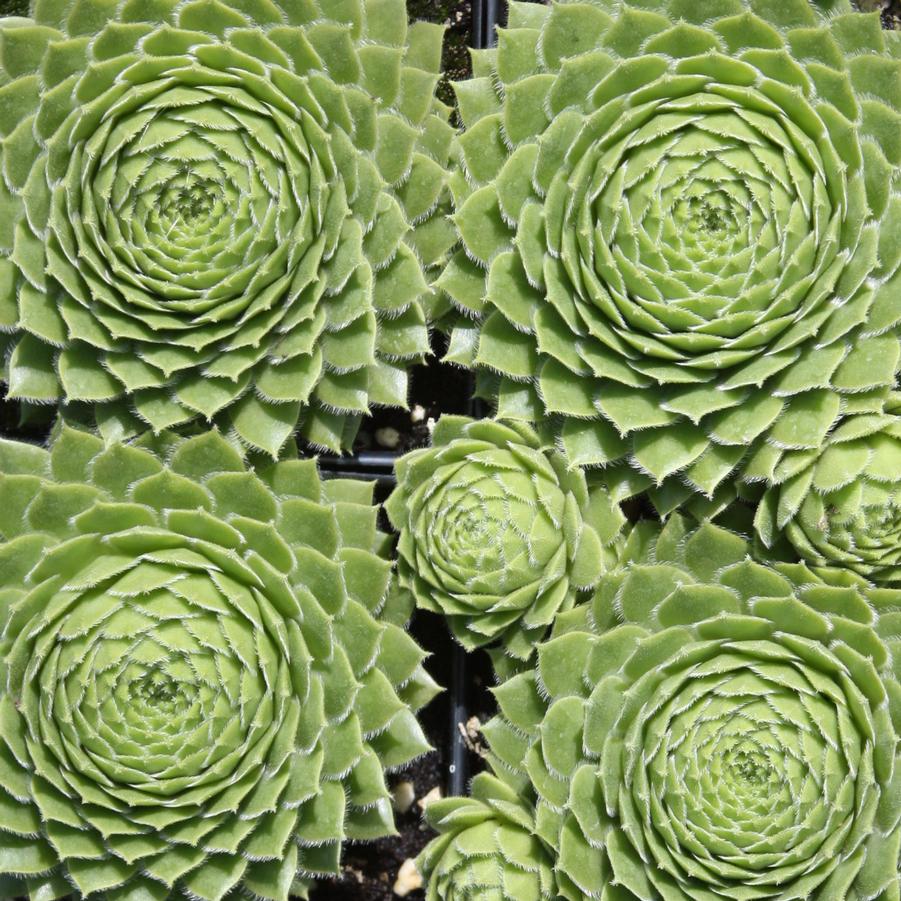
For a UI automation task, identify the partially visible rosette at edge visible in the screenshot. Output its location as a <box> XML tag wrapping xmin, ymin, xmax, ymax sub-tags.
<box><xmin>481</xmin><ymin>516</ymin><xmax>901</xmax><ymax>901</ymax></box>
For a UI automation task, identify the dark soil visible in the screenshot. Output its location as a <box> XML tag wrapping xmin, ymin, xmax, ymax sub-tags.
<box><xmin>316</xmin><ymin>755</ymin><xmax>444</xmax><ymax>901</ymax></box>
<box><xmin>884</xmin><ymin>0</ymin><xmax>901</xmax><ymax>29</ymax></box>
<box><xmin>309</xmin><ymin>613</ymin><xmax>495</xmax><ymax>901</ymax></box>
<box><xmin>408</xmin><ymin>0</ymin><xmax>474</xmax><ymax>109</ymax></box>
<box><xmin>319</xmin><ymin>334</ymin><xmax>474</xmax><ymax>461</ymax></box>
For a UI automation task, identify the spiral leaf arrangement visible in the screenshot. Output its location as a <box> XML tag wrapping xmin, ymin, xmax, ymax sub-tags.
<box><xmin>442</xmin><ymin>0</ymin><xmax>900</xmax><ymax>498</ymax></box>
<box><xmin>755</xmin><ymin>394</ymin><xmax>901</xmax><ymax>584</ymax></box>
<box><xmin>0</xmin><ymin>427</ymin><xmax>438</xmax><ymax>901</ymax></box>
<box><xmin>0</xmin><ymin>0</ymin><xmax>898</xmax><ymax>898</ymax></box>
<box><xmin>418</xmin><ymin>772</ymin><xmax>557</xmax><ymax>901</ymax></box>
<box><xmin>0</xmin><ymin>0</ymin><xmax>454</xmax><ymax>455</ymax></box>
<box><xmin>386</xmin><ymin>416</ymin><xmax>626</xmax><ymax>658</ymax></box>
<box><xmin>462</xmin><ymin>516</ymin><xmax>901</xmax><ymax>901</ymax></box>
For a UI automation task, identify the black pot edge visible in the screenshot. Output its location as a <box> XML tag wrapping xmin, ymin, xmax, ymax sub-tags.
<box><xmin>313</xmin><ymin>0</ymin><xmax>519</xmax><ymax>804</ymax></box>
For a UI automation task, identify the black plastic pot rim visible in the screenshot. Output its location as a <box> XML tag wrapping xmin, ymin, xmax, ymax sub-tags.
<box><xmin>314</xmin><ymin>0</ymin><xmax>508</xmax><ymax>808</ymax></box>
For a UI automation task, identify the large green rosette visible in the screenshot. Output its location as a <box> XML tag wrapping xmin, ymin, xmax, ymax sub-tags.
<box><xmin>479</xmin><ymin>517</ymin><xmax>901</xmax><ymax>901</ymax></box>
<box><xmin>755</xmin><ymin>394</ymin><xmax>901</xmax><ymax>585</ymax></box>
<box><xmin>0</xmin><ymin>0</ymin><xmax>455</xmax><ymax>455</ymax></box>
<box><xmin>418</xmin><ymin>772</ymin><xmax>557</xmax><ymax>901</ymax></box>
<box><xmin>442</xmin><ymin>0</ymin><xmax>901</xmax><ymax>499</ymax></box>
<box><xmin>0</xmin><ymin>427</ymin><xmax>439</xmax><ymax>900</ymax></box>
<box><xmin>385</xmin><ymin>416</ymin><xmax>625</xmax><ymax>659</ymax></box>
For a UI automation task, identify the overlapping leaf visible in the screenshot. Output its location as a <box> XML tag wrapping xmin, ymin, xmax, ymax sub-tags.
<box><xmin>385</xmin><ymin>416</ymin><xmax>625</xmax><ymax>658</ymax></box>
<box><xmin>0</xmin><ymin>0</ymin><xmax>456</xmax><ymax>455</ymax></box>
<box><xmin>442</xmin><ymin>0</ymin><xmax>901</xmax><ymax>499</ymax></box>
<box><xmin>0</xmin><ymin>427</ymin><xmax>438</xmax><ymax>901</ymax></box>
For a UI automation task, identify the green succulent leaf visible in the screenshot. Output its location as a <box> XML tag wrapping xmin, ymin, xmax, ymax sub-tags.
<box><xmin>0</xmin><ymin>425</ymin><xmax>439</xmax><ymax>901</ymax></box>
<box><xmin>458</xmin><ymin>515</ymin><xmax>901</xmax><ymax>901</ymax></box>
<box><xmin>441</xmin><ymin>0</ymin><xmax>901</xmax><ymax>493</ymax></box>
<box><xmin>0</xmin><ymin>0</ymin><xmax>455</xmax><ymax>454</ymax></box>
<box><xmin>386</xmin><ymin>416</ymin><xmax>627</xmax><ymax>658</ymax></box>
<box><xmin>756</xmin><ymin>395</ymin><xmax>901</xmax><ymax>585</ymax></box>
<box><xmin>418</xmin><ymin>772</ymin><xmax>558</xmax><ymax>901</ymax></box>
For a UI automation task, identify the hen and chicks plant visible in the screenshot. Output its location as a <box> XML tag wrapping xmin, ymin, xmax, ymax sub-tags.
<box><xmin>0</xmin><ymin>427</ymin><xmax>438</xmax><ymax>901</ymax></box>
<box><xmin>0</xmin><ymin>0</ymin><xmax>454</xmax><ymax>455</ymax></box>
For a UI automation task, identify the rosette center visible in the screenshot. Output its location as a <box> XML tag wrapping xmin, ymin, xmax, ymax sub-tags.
<box><xmin>620</xmin><ymin>640</ymin><xmax>872</xmax><ymax>897</ymax></box>
<box><xmin>557</xmin><ymin>83</ymin><xmax>846</xmax><ymax>367</ymax></box>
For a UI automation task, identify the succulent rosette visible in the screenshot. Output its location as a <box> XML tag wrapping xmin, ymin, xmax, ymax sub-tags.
<box><xmin>480</xmin><ymin>516</ymin><xmax>901</xmax><ymax>901</ymax></box>
<box><xmin>754</xmin><ymin>395</ymin><xmax>901</xmax><ymax>584</ymax></box>
<box><xmin>442</xmin><ymin>0</ymin><xmax>901</xmax><ymax>494</ymax></box>
<box><xmin>418</xmin><ymin>772</ymin><xmax>557</xmax><ymax>901</ymax></box>
<box><xmin>0</xmin><ymin>427</ymin><xmax>439</xmax><ymax>900</ymax></box>
<box><xmin>385</xmin><ymin>416</ymin><xmax>625</xmax><ymax>658</ymax></box>
<box><xmin>0</xmin><ymin>0</ymin><xmax>455</xmax><ymax>455</ymax></box>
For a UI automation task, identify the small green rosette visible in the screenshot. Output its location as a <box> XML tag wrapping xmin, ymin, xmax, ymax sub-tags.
<box><xmin>418</xmin><ymin>772</ymin><xmax>557</xmax><ymax>901</ymax></box>
<box><xmin>385</xmin><ymin>416</ymin><xmax>625</xmax><ymax>659</ymax></box>
<box><xmin>755</xmin><ymin>397</ymin><xmax>901</xmax><ymax>585</ymax></box>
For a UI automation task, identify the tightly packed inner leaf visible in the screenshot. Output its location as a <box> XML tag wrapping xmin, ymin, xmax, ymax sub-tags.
<box><xmin>443</xmin><ymin>0</ymin><xmax>901</xmax><ymax>495</ymax></box>
<box><xmin>0</xmin><ymin>428</ymin><xmax>438</xmax><ymax>901</ymax></box>
<box><xmin>476</xmin><ymin>517</ymin><xmax>901</xmax><ymax>901</ymax></box>
<box><xmin>0</xmin><ymin>0</ymin><xmax>455</xmax><ymax>455</ymax></box>
<box><xmin>755</xmin><ymin>396</ymin><xmax>901</xmax><ymax>584</ymax></box>
<box><xmin>386</xmin><ymin>416</ymin><xmax>625</xmax><ymax>658</ymax></box>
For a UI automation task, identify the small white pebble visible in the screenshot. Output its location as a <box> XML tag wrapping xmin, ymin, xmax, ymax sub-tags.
<box><xmin>426</xmin><ymin>417</ymin><xmax>437</xmax><ymax>435</ymax></box>
<box><xmin>393</xmin><ymin>859</ymin><xmax>423</xmax><ymax>897</ymax></box>
<box><xmin>418</xmin><ymin>786</ymin><xmax>442</xmax><ymax>812</ymax></box>
<box><xmin>410</xmin><ymin>404</ymin><xmax>427</xmax><ymax>423</ymax></box>
<box><xmin>392</xmin><ymin>780</ymin><xmax>416</xmax><ymax>814</ymax></box>
<box><xmin>375</xmin><ymin>427</ymin><xmax>401</xmax><ymax>449</ymax></box>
